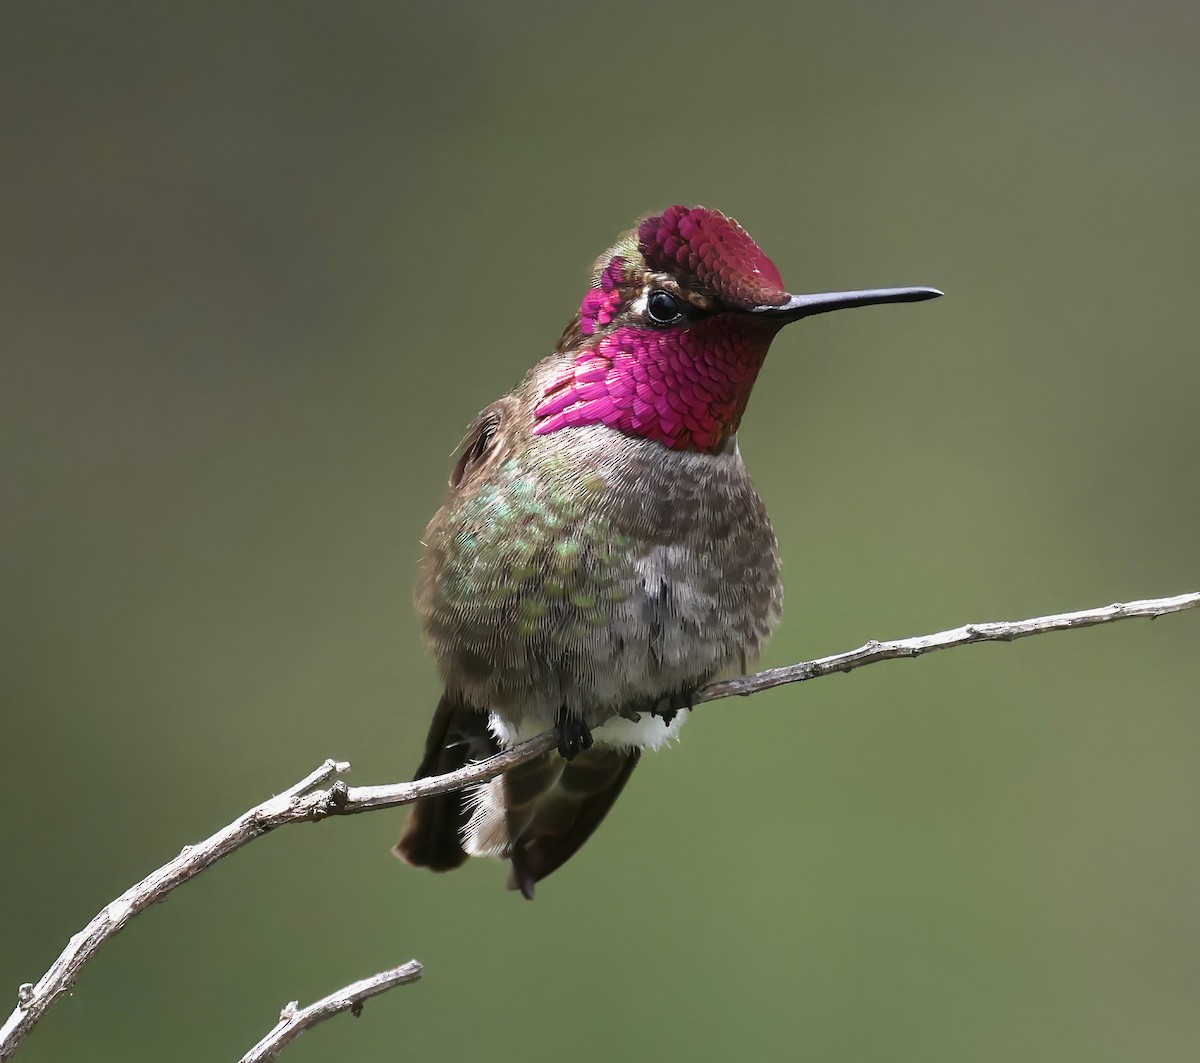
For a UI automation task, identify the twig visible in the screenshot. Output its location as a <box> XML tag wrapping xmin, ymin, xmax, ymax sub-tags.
<box><xmin>289</xmin><ymin>591</ymin><xmax>1200</xmax><ymax>819</ymax></box>
<box><xmin>2</xmin><ymin>590</ymin><xmax>1196</xmax><ymax>1060</ymax></box>
<box><xmin>0</xmin><ymin>759</ymin><xmax>349</xmax><ymax>1061</ymax></box>
<box><xmin>698</xmin><ymin>590</ymin><xmax>1200</xmax><ymax>701</ymax></box>
<box><xmin>238</xmin><ymin>960</ymin><xmax>423</xmax><ymax>1063</ymax></box>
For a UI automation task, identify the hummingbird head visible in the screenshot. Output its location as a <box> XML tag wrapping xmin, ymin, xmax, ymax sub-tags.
<box><xmin>534</xmin><ymin>205</ymin><xmax>941</xmax><ymax>453</ymax></box>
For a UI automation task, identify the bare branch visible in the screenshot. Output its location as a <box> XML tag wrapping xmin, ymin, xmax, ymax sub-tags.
<box><xmin>289</xmin><ymin>590</ymin><xmax>1200</xmax><ymax>819</ymax></box>
<box><xmin>0</xmin><ymin>758</ymin><xmax>351</xmax><ymax>1061</ymax></box>
<box><xmin>698</xmin><ymin>590</ymin><xmax>1200</xmax><ymax>701</ymax></box>
<box><xmin>238</xmin><ymin>960</ymin><xmax>423</xmax><ymax>1063</ymax></box>
<box><xmin>0</xmin><ymin>735</ymin><xmax>565</xmax><ymax>1060</ymax></box>
<box><xmin>2</xmin><ymin>590</ymin><xmax>1196</xmax><ymax>1060</ymax></box>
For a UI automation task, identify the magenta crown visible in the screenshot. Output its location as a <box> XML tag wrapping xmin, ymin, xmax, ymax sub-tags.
<box><xmin>636</xmin><ymin>205</ymin><xmax>790</xmax><ymax>308</ymax></box>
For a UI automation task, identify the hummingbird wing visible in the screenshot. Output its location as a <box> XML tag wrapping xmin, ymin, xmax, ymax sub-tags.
<box><xmin>395</xmin><ymin>401</ymin><xmax>517</xmax><ymax>871</ymax></box>
<box><xmin>393</xmin><ymin>695</ymin><xmax>496</xmax><ymax>871</ymax></box>
<box><xmin>447</xmin><ymin>398</ymin><xmax>515</xmax><ymax>489</ymax></box>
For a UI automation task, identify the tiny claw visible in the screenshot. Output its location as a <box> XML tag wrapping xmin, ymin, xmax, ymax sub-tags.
<box><xmin>554</xmin><ymin>706</ymin><xmax>593</xmax><ymax>760</ymax></box>
<box><xmin>650</xmin><ymin>688</ymin><xmax>696</xmax><ymax>727</ymax></box>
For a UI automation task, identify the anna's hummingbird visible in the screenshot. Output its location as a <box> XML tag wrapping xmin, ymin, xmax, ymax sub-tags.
<box><xmin>396</xmin><ymin>205</ymin><xmax>940</xmax><ymax>898</ymax></box>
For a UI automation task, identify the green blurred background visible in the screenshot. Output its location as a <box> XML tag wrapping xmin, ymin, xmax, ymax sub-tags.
<box><xmin>3</xmin><ymin>2</ymin><xmax>1198</xmax><ymax>1060</ymax></box>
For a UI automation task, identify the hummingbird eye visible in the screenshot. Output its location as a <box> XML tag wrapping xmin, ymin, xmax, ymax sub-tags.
<box><xmin>646</xmin><ymin>289</ymin><xmax>684</xmax><ymax>326</ymax></box>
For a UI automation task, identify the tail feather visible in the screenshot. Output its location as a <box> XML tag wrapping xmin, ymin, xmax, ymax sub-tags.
<box><xmin>504</xmin><ymin>748</ymin><xmax>641</xmax><ymax>899</ymax></box>
<box><xmin>462</xmin><ymin>751</ymin><xmax>564</xmax><ymax>858</ymax></box>
<box><xmin>396</xmin><ymin>694</ymin><xmax>641</xmax><ymax>897</ymax></box>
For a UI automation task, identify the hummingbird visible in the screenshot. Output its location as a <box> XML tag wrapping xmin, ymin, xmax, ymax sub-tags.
<box><xmin>395</xmin><ymin>205</ymin><xmax>940</xmax><ymax>898</ymax></box>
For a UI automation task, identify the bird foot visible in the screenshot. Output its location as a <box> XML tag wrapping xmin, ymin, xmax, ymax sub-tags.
<box><xmin>554</xmin><ymin>706</ymin><xmax>593</xmax><ymax>760</ymax></box>
<box><xmin>649</xmin><ymin>689</ymin><xmax>696</xmax><ymax>728</ymax></box>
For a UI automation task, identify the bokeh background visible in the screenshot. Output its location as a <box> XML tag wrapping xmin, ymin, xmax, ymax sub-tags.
<box><xmin>3</xmin><ymin>3</ymin><xmax>1199</xmax><ymax>1060</ymax></box>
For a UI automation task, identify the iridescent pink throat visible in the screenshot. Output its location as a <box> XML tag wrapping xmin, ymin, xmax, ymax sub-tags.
<box><xmin>533</xmin><ymin>313</ymin><xmax>775</xmax><ymax>454</ymax></box>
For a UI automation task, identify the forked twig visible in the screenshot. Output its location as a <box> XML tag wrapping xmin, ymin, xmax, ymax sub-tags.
<box><xmin>2</xmin><ymin>590</ymin><xmax>1196</xmax><ymax>1060</ymax></box>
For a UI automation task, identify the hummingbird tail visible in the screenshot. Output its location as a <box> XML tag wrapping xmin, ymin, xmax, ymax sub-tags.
<box><xmin>501</xmin><ymin>747</ymin><xmax>641</xmax><ymax>900</ymax></box>
<box><xmin>393</xmin><ymin>694</ymin><xmax>496</xmax><ymax>872</ymax></box>
<box><xmin>395</xmin><ymin>696</ymin><xmax>641</xmax><ymax>898</ymax></box>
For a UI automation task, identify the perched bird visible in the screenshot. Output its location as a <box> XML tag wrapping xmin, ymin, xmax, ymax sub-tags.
<box><xmin>395</xmin><ymin>205</ymin><xmax>940</xmax><ymax>897</ymax></box>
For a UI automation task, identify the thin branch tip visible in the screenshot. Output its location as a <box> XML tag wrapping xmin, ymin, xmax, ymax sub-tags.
<box><xmin>239</xmin><ymin>960</ymin><xmax>423</xmax><ymax>1062</ymax></box>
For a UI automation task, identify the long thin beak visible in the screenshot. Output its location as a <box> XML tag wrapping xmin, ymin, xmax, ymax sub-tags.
<box><xmin>749</xmin><ymin>285</ymin><xmax>943</xmax><ymax>321</ymax></box>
